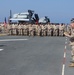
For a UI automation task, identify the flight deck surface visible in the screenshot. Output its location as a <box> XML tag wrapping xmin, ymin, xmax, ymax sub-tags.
<box><xmin>0</xmin><ymin>36</ymin><xmax>73</xmax><ymax>75</ymax></box>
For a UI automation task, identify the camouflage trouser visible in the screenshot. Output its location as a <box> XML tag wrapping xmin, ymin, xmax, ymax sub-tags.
<box><xmin>47</xmin><ymin>29</ymin><xmax>51</xmax><ymax>36</ymax></box>
<box><xmin>24</xmin><ymin>29</ymin><xmax>28</xmax><ymax>36</ymax></box>
<box><xmin>71</xmin><ymin>45</ymin><xmax>74</xmax><ymax>61</ymax></box>
<box><xmin>16</xmin><ymin>29</ymin><xmax>19</xmax><ymax>35</ymax></box>
<box><xmin>10</xmin><ymin>28</ymin><xmax>16</xmax><ymax>35</ymax></box>
<box><xmin>21</xmin><ymin>29</ymin><xmax>24</xmax><ymax>35</ymax></box>
<box><xmin>55</xmin><ymin>29</ymin><xmax>59</xmax><ymax>36</ymax></box>
<box><xmin>32</xmin><ymin>29</ymin><xmax>36</xmax><ymax>36</ymax></box>
<box><xmin>70</xmin><ymin>37</ymin><xmax>74</xmax><ymax>62</ymax></box>
<box><xmin>18</xmin><ymin>29</ymin><xmax>21</xmax><ymax>35</ymax></box>
<box><xmin>37</xmin><ymin>30</ymin><xmax>41</xmax><ymax>36</ymax></box>
<box><xmin>53</xmin><ymin>29</ymin><xmax>57</xmax><ymax>36</ymax></box>
<box><xmin>20</xmin><ymin>29</ymin><xmax>23</xmax><ymax>35</ymax></box>
<box><xmin>18</xmin><ymin>29</ymin><xmax>23</xmax><ymax>35</ymax></box>
<box><xmin>59</xmin><ymin>30</ymin><xmax>64</xmax><ymax>36</ymax></box>
<box><xmin>44</xmin><ymin>29</ymin><xmax>48</xmax><ymax>36</ymax></box>
<box><xmin>41</xmin><ymin>29</ymin><xmax>44</xmax><ymax>36</ymax></box>
<box><xmin>50</xmin><ymin>29</ymin><xmax>53</xmax><ymax>36</ymax></box>
<box><xmin>29</xmin><ymin>30</ymin><xmax>33</xmax><ymax>36</ymax></box>
<box><xmin>8</xmin><ymin>29</ymin><xmax>11</xmax><ymax>35</ymax></box>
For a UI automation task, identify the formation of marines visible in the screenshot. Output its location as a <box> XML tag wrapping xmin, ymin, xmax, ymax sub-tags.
<box><xmin>3</xmin><ymin>23</ymin><xmax>66</xmax><ymax>37</ymax></box>
<box><xmin>1</xmin><ymin>21</ymin><xmax>74</xmax><ymax>67</ymax></box>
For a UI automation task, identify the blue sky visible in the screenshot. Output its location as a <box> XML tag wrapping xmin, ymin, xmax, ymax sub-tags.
<box><xmin>0</xmin><ymin>0</ymin><xmax>74</xmax><ymax>23</ymax></box>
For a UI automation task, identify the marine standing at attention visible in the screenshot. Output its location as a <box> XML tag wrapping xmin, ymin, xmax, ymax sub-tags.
<box><xmin>64</xmin><ymin>22</ymin><xmax>74</xmax><ymax>67</ymax></box>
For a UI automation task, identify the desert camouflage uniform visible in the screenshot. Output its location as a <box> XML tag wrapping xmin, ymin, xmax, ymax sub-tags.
<box><xmin>37</xmin><ymin>25</ymin><xmax>41</xmax><ymax>36</ymax></box>
<box><xmin>29</xmin><ymin>24</ymin><xmax>33</xmax><ymax>36</ymax></box>
<box><xmin>0</xmin><ymin>25</ymin><xmax>2</xmax><ymax>33</ymax></box>
<box><xmin>47</xmin><ymin>24</ymin><xmax>51</xmax><ymax>36</ymax></box>
<box><xmin>21</xmin><ymin>24</ymin><xmax>24</xmax><ymax>35</ymax></box>
<box><xmin>43</xmin><ymin>24</ymin><xmax>47</xmax><ymax>36</ymax></box>
<box><xmin>53</xmin><ymin>25</ymin><xmax>58</xmax><ymax>36</ymax></box>
<box><xmin>50</xmin><ymin>24</ymin><xmax>54</xmax><ymax>36</ymax></box>
<box><xmin>11</xmin><ymin>24</ymin><xmax>16</xmax><ymax>35</ymax></box>
<box><xmin>35</xmin><ymin>24</ymin><xmax>38</xmax><ymax>36</ymax></box>
<box><xmin>64</xmin><ymin>23</ymin><xmax>74</xmax><ymax>67</ymax></box>
<box><xmin>18</xmin><ymin>24</ymin><xmax>21</xmax><ymax>35</ymax></box>
<box><xmin>69</xmin><ymin>28</ymin><xmax>74</xmax><ymax>62</ymax></box>
<box><xmin>23</xmin><ymin>24</ymin><xmax>26</xmax><ymax>35</ymax></box>
<box><xmin>7</xmin><ymin>24</ymin><xmax>11</xmax><ymax>35</ymax></box>
<box><xmin>32</xmin><ymin>24</ymin><xmax>36</xmax><ymax>36</ymax></box>
<box><xmin>59</xmin><ymin>24</ymin><xmax>64</xmax><ymax>36</ymax></box>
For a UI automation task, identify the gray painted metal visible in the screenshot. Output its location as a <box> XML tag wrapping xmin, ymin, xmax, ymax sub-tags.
<box><xmin>0</xmin><ymin>36</ymin><xmax>72</xmax><ymax>75</ymax></box>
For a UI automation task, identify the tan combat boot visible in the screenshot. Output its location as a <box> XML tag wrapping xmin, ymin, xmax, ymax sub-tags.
<box><xmin>69</xmin><ymin>62</ymin><xmax>74</xmax><ymax>67</ymax></box>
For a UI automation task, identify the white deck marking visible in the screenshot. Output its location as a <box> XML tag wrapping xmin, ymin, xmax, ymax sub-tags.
<box><xmin>65</xmin><ymin>45</ymin><xmax>67</xmax><ymax>50</ymax></box>
<box><xmin>62</xmin><ymin>64</ymin><xmax>65</xmax><ymax>75</ymax></box>
<box><xmin>62</xmin><ymin>38</ymin><xmax>67</xmax><ymax>75</ymax></box>
<box><xmin>64</xmin><ymin>52</ymin><xmax>66</xmax><ymax>58</ymax></box>
<box><xmin>0</xmin><ymin>39</ymin><xmax>28</xmax><ymax>51</ymax></box>
<box><xmin>0</xmin><ymin>39</ymin><xmax>28</xmax><ymax>42</ymax></box>
<box><xmin>0</xmin><ymin>49</ymin><xmax>4</xmax><ymax>51</ymax></box>
<box><xmin>62</xmin><ymin>46</ymin><xmax>66</xmax><ymax>75</ymax></box>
